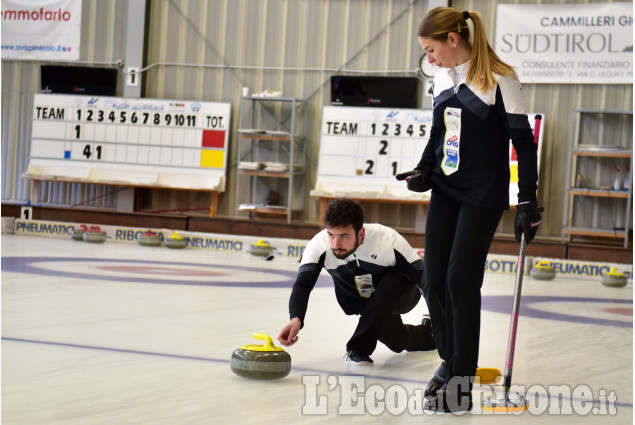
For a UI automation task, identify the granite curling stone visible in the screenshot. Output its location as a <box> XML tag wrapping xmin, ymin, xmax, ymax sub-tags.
<box><xmin>529</xmin><ymin>261</ymin><xmax>556</xmax><ymax>281</ymax></box>
<box><xmin>83</xmin><ymin>226</ymin><xmax>107</xmax><ymax>243</ymax></box>
<box><xmin>248</xmin><ymin>239</ymin><xmax>275</xmax><ymax>260</ymax></box>
<box><xmin>71</xmin><ymin>224</ymin><xmax>89</xmax><ymax>241</ymax></box>
<box><xmin>164</xmin><ymin>232</ymin><xmax>187</xmax><ymax>249</ymax></box>
<box><xmin>601</xmin><ymin>268</ymin><xmax>628</xmax><ymax>288</ymax></box>
<box><xmin>231</xmin><ymin>333</ymin><xmax>291</xmax><ymax>380</ymax></box>
<box><xmin>137</xmin><ymin>230</ymin><xmax>161</xmax><ymax>247</ymax></box>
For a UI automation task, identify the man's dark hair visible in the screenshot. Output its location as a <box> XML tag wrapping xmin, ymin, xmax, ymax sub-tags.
<box><xmin>324</xmin><ymin>198</ymin><xmax>364</xmax><ymax>233</ymax></box>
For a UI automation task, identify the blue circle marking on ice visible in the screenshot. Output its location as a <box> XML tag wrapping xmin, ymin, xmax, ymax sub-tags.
<box><xmin>1</xmin><ymin>256</ymin><xmax>332</xmax><ymax>288</ymax></box>
<box><xmin>482</xmin><ymin>295</ymin><xmax>632</xmax><ymax>328</ymax></box>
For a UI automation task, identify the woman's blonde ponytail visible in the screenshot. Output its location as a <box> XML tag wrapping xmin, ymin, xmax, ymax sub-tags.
<box><xmin>418</xmin><ymin>7</ymin><xmax>517</xmax><ymax>94</ymax></box>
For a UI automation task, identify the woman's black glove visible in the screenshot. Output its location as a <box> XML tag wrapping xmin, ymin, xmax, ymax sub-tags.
<box><xmin>396</xmin><ymin>167</ymin><xmax>432</xmax><ymax>193</ymax></box>
<box><xmin>515</xmin><ymin>201</ymin><xmax>544</xmax><ymax>244</ymax></box>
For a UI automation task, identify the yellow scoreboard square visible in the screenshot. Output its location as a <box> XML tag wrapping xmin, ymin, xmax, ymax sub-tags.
<box><xmin>200</xmin><ymin>149</ymin><xmax>224</xmax><ymax>168</ymax></box>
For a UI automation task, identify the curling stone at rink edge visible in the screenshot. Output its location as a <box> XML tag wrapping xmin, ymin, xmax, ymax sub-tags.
<box><xmin>137</xmin><ymin>230</ymin><xmax>162</xmax><ymax>247</ymax></box>
<box><xmin>164</xmin><ymin>232</ymin><xmax>187</xmax><ymax>249</ymax></box>
<box><xmin>71</xmin><ymin>224</ymin><xmax>89</xmax><ymax>241</ymax></box>
<box><xmin>83</xmin><ymin>226</ymin><xmax>107</xmax><ymax>243</ymax></box>
<box><xmin>248</xmin><ymin>239</ymin><xmax>276</xmax><ymax>260</ymax></box>
<box><xmin>529</xmin><ymin>260</ymin><xmax>556</xmax><ymax>281</ymax></box>
<box><xmin>601</xmin><ymin>268</ymin><xmax>628</xmax><ymax>288</ymax></box>
<box><xmin>231</xmin><ymin>333</ymin><xmax>291</xmax><ymax>380</ymax></box>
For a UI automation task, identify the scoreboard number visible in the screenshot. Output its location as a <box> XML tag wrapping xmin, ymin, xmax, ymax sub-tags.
<box><xmin>82</xmin><ymin>144</ymin><xmax>102</xmax><ymax>159</ymax></box>
<box><xmin>21</xmin><ymin>206</ymin><xmax>33</xmax><ymax>220</ymax></box>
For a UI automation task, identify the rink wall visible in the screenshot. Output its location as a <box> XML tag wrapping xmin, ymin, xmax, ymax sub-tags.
<box><xmin>4</xmin><ymin>217</ymin><xmax>632</xmax><ymax>282</ymax></box>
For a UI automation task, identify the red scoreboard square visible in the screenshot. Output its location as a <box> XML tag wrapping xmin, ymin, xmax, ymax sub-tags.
<box><xmin>201</xmin><ymin>130</ymin><xmax>226</xmax><ymax>148</ymax></box>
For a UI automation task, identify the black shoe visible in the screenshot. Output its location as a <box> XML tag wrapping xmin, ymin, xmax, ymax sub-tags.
<box><xmin>343</xmin><ymin>350</ymin><xmax>374</xmax><ymax>367</ymax></box>
<box><xmin>425</xmin><ymin>361</ymin><xmax>448</xmax><ymax>397</ymax></box>
<box><xmin>424</xmin><ymin>382</ymin><xmax>473</xmax><ymax>414</ymax></box>
<box><xmin>421</xmin><ymin>314</ymin><xmax>436</xmax><ymax>350</ymax></box>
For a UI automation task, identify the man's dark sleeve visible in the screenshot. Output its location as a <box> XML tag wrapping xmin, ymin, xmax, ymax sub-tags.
<box><xmin>289</xmin><ymin>253</ymin><xmax>326</xmax><ymax>327</ymax></box>
<box><xmin>394</xmin><ymin>250</ymin><xmax>424</xmax><ymax>291</ymax></box>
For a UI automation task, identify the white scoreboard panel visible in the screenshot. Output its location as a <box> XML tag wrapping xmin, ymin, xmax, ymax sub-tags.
<box><xmin>313</xmin><ymin>106</ymin><xmax>544</xmax><ymax>205</ymax></box>
<box><xmin>27</xmin><ymin>94</ymin><xmax>231</xmax><ymax>191</ymax></box>
<box><xmin>313</xmin><ymin>106</ymin><xmax>434</xmax><ymax>200</ymax></box>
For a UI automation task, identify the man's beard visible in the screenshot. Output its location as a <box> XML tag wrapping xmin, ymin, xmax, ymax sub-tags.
<box><xmin>331</xmin><ymin>236</ymin><xmax>360</xmax><ymax>259</ymax></box>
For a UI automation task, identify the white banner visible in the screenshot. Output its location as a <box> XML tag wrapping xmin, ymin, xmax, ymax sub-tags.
<box><xmin>1</xmin><ymin>0</ymin><xmax>82</xmax><ymax>61</ymax></box>
<box><xmin>495</xmin><ymin>3</ymin><xmax>633</xmax><ymax>84</ymax></box>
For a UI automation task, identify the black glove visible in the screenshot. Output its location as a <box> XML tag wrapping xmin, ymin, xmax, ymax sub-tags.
<box><xmin>395</xmin><ymin>170</ymin><xmax>418</xmax><ymax>181</ymax></box>
<box><xmin>515</xmin><ymin>201</ymin><xmax>544</xmax><ymax>244</ymax></box>
<box><xmin>396</xmin><ymin>167</ymin><xmax>432</xmax><ymax>193</ymax></box>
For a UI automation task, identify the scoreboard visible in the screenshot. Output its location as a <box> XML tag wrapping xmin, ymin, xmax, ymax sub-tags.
<box><xmin>318</xmin><ymin>106</ymin><xmax>432</xmax><ymax>180</ymax></box>
<box><xmin>313</xmin><ymin>106</ymin><xmax>434</xmax><ymax>200</ymax></box>
<box><xmin>27</xmin><ymin>94</ymin><xmax>231</xmax><ymax>191</ymax></box>
<box><xmin>314</xmin><ymin>106</ymin><xmax>544</xmax><ymax>205</ymax></box>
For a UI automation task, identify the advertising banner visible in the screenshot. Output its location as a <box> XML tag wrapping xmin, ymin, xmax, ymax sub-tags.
<box><xmin>495</xmin><ymin>3</ymin><xmax>633</xmax><ymax>84</ymax></box>
<box><xmin>1</xmin><ymin>0</ymin><xmax>82</xmax><ymax>61</ymax></box>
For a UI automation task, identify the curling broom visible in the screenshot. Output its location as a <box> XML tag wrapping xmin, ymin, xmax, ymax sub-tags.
<box><xmin>482</xmin><ymin>233</ymin><xmax>530</xmax><ymax>413</ymax></box>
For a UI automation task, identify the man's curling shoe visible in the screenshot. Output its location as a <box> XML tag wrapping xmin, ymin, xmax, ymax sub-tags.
<box><xmin>424</xmin><ymin>381</ymin><xmax>473</xmax><ymax>414</ymax></box>
<box><xmin>425</xmin><ymin>361</ymin><xmax>448</xmax><ymax>398</ymax></box>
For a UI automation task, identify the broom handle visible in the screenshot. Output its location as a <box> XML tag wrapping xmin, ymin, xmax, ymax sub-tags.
<box><xmin>503</xmin><ymin>233</ymin><xmax>527</xmax><ymax>398</ymax></box>
<box><xmin>503</xmin><ymin>114</ymin><xmax>540</xmax><ymax>394</ymax></box>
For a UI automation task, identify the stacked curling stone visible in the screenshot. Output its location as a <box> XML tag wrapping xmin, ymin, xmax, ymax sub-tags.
<box><xmin>601</xmin><ymin>267</ymin><xmax>628</xmax><ymax>288</ymax></box>
<box><xmin>83</xmin><ymin>226</ymin><xmax>107</xmax><ymax>243</ymax></box>
<box><xmin>529</xmin><ymin>260</ymin><xmax>556</xmax><ymax>281</ymax></box>
<box><xmin>231</xmin><ymin>333</ymin><xmax>291</xmax><ymax>380</ymax></box>
<box><xmin>137</xmin><ymin>230</ymin><xmax>161</xmax><ymax>247</ymax></box>
<box><xmin>71</xmin><ymin>224</ymin><xmax>89</xmax><ymax>241</ymax></box>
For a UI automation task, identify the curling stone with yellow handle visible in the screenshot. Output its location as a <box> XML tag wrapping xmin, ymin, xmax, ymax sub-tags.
<box><xmin>164</xmin><ymin>232</ymin><xmax>187</xmax><ymax>249</ymax></box>
<box><xmin>248</xmin><ymin>239</ymin><xmax>276</xmax><ymax>260</ymax></box>
<box><xmin>231</xmin><ymin>333</ymin><xmax>291</xmax><ymax>379</ymax></box>
<box><xmin>529</xmin><ymin>260</ymin><xmax>556</xmax><ymax>281</ymax></box>
<box><xmin>601</xmin><ymin>267</ymin><xmax>628</xmax><ymax>288</ymax></box>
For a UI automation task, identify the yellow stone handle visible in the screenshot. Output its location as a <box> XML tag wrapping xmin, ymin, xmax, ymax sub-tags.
<box><xmin>239</xmin><ymin>333</ymin><xmax>284</xmax><ymax>352</ymax></box>
<box><xmin>252</xmin><ymin>333</ymin><xmax>276</xmax><ymax>350</ymax></box>
<box><xmin>607</xmin><ymin>267</ymin><xmax>625</xmax><ymax>277</ymax></box>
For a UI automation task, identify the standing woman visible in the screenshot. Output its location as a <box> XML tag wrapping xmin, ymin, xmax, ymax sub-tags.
<box><xmin>398</xmin><ymin>7</ymin><xmax>543</xmax><ymax>412</ymax></box>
